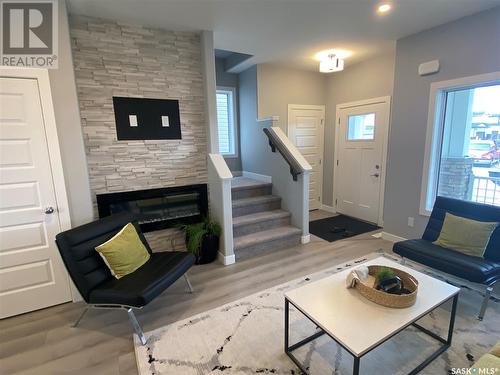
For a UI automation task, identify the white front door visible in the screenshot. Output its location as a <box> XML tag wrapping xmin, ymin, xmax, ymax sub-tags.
<box><xmin>0</xmin><ymin>77</ymin><xmax>72</xmax><ymax>318</ymax></box>
<box><xmin>335</xmin><ymin>99</ymin><xmax>390</xmax><ymax>224</ymax></box>
<box><xmin>288</xmin><ymin>105</ymin><xmax>325</xmax><ymax>210</ymax></box>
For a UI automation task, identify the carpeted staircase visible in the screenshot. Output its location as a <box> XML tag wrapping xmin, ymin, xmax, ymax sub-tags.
<box><xmin>231</xmin><ymin>177</ymin><xmax>301</xmax><ymax>260</ymax></box>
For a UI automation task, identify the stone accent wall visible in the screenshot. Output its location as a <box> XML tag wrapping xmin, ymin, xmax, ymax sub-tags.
<box><xmin>70</xmin><ymin>16</ymin><xmax>207</xmax><ymax>251</ymax></box>
<box><xmin>437</xmin><ymin>157</ymin><xmax>474</xmax><ymax>201</ymax></box>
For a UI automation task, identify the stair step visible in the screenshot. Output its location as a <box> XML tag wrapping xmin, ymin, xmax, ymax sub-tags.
<box><xmin>233</xmin><ymin>226</ymin><xmax>302</xmax><ymax>261</ymax></box>
<box><xmin>232</xmin><ymin>195</ymin><xmax>281</xmax><ymax>217</ymax></box>
<box><xmin>231</xmin><ymin>182</ymin><xmax>272</xmax><ymax>200</ymax></box>
<box><xmin>233</xmin><ymin>210</ymin><xmax>291</xmax><ymax>237</ymax></box>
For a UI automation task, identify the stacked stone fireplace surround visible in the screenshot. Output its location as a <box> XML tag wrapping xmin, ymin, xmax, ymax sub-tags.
<box><xmin>70</xmin><ymin>16</ymin><xmax>207</xmax><ymax>251</ymax></box>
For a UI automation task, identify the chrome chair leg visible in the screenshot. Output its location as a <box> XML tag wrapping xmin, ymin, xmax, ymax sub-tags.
<box><xmin>127</xmin><ymin>308</ymin><xmax>147</xmax><ymax>345</ymax></box>
<box><xmin>72</xmin><ymin>307</ymin><xmax>89</xmax><ymax>328</ymax></box>
<box><xmin>401</xmin><ymin>256</ymin><xmax>406</xmax><ymax>265</ymax></box>
<box><xmin>478</xmin><ymin>286</ymin><xmax>493</xmax><ymax>321</ymax></box>
<box><xmin>184</xmin><ymin>273</ymin><xmax>194</xmax><ymax>293</ymax></box>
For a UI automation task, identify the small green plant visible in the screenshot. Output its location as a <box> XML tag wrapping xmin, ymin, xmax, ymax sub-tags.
<box><xmin>178</xmin><ymin>217</ymin><xmax>222</xmax><ymax>254</ymax></box>
<box><xmin>374</xmin><ymin>267</ymin><xmax>396</xmax><ymax>284</ymax></box>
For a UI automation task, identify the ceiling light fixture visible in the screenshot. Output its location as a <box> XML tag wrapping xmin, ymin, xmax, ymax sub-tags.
<box><xmin>319</xmin><ymin>54</ymin><xmax>344</xmax><ymax>73</ymax></box>
<box><xmin>377</xmin><ymin>3</ymin><xmax>392</xmax><ymax>13</ymax></box>
<box><xmin>314</xmin><ymin>49</ymin><xmax>352</xmax><ymax>61</ymax></box>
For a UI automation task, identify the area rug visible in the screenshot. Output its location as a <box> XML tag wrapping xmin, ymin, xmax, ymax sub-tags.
<box><xmin>134</xmin><ymin>251</ymin><xmax>500</xmax><ymax>374</ymax></box>
<box><xmin>309</xmin><ymin>215</ymin><xmax>380</xmax><ymax>242</ymax></box>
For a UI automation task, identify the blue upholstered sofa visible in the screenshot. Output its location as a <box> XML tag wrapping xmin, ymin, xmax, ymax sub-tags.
<box><xmin>393</xmin><ymin>196</ymin><xmax>500</xmax><ymax>320</ymax></box>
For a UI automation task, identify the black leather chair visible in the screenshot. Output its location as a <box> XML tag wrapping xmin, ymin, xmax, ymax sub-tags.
<box><xmin>393</xmin><ymin>196</ymin><xmax>500</xmax><ymax>320</ymax></box>
<box><xmin>55</xmin><ymin>212</ymin><xmax>195</xmax><ymax>344</ymax></box>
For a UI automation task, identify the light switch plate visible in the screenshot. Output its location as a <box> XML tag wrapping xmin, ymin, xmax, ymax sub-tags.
<box><xmin>407</xmin><ymin>217</ymin><xmax>415</xmax><ymax>227</ymax></box>
<box><xmin>161</xmin><ymin>116</ymin><xmax>170</xmax><ymax>127</ymax></box>
<box><xmin>129</xmin><ymin>114</ymin><xmax>138</xmax><ymax>127</ymax></box>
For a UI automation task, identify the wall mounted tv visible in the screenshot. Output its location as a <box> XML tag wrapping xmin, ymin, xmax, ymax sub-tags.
<box><xmin>112</xmin><ymin>96</ymin><xmax>182</xmax><ymax>140</ymax></box>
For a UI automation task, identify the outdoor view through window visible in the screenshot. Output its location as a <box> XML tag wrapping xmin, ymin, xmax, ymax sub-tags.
<box><xmin>437</xmin><ymin>84</ymin><xmax>500</xmax><ymax>207</ymax></box>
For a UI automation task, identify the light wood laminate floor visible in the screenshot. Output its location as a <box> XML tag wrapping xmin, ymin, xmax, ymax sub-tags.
<box><xmin>0</xmin><ymin>211</ymin><xmax>391</xmax><ymax>375</ymax></box>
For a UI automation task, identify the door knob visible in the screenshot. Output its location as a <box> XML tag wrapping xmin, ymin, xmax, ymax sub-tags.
<box><xmin>370</xmin><ymin>173</ymin><xmax>380</xmax><ymax>178</ymax></box>
<box><xmin>44</xmin><ymin>206</ymin><xmax>55</xmax><ymax>214</ymax></box>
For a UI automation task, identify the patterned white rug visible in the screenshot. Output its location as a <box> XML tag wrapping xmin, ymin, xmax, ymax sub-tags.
<box><xmin>134</xmin><ymin>251</ymin><xmax>500</xmax><ymax>374</ymax></box>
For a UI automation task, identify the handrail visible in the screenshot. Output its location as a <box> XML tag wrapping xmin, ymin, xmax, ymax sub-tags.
<box><xmin>263</xmin><ymin>127</ymin><xmax>312</xmax><ymax>181</ymax></box>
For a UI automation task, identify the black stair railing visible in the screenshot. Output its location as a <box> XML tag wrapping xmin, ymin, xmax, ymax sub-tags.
<box><xmin>263</xmin><ymin>127</ymin><xmax>304</xmax><ymax>181</ymax></box>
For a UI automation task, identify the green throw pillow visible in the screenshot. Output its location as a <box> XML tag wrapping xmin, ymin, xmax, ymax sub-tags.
<box><xmin>433</xmin><ymin>213</ymin><xmax>498</xmax><ymax>258</ymax></box>
<box><xmin>95</xmin><ymin>223</ymin><xmax>150</xmax><ymax>279</ymax></box>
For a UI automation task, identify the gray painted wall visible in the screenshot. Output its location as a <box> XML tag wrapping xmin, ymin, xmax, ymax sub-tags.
<box><xmin>48</xmin><ymin>0</ymin><xmax>93</xmax><ymax>226</ymax></box>
<box><xmin>215</xmin><ymin>57</ymin><xmax>242</xmax><ymax>173</ymax></box>
<box><xmin>383</xmin><ymin>8</ymin><xmax>500</xmax><ymax>239</ymax></box>
<box><xmin>216</xmin><ymin>57</ymin><xmax>239</xmax><ymax>88</ymax></box>
<box><xmin>238</xmin><ymin>66</ymin><xmax>308</xmax><ymax>235</ymax></box>
<box><xmin>322</xmin><ymin>52</ymin><xmax>396</xmax><ymax>206</ymax></box>
<box><xmin>239</xmin><ymin>66</ymin><xmax>262</xmax><ymax>174</ymax></box>
<box><xmin>257</xmin><ymin>64</ymin><xmax>327</xmax><ymax>133</ymax></box>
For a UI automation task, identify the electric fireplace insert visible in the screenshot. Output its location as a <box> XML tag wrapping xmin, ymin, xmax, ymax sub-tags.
<box><xmin>96</xmin><ymin>184</ymin><xmax>208</xmax><ymax>233</ymax></box>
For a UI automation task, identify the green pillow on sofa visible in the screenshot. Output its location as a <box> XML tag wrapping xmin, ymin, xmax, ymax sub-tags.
<box><xmin>95</xmin><ymin>222</ymin><xmax>150</xmax><ymax>279</ymax></box>
<box><xmin>433</xmin><ymin>212</ymin><xmax>498</xmax><ymax>258</ymax></box>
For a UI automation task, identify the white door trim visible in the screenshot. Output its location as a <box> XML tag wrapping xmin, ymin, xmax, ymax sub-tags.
<box><xmin>0</xmin><ymin>68</ymin><xmax>75</xmax><ymax>298</ymax></box>
<box><xmin>287</xmin><ymin>104</ymin><xmax>325</xmax><ymax>209</ymax></box>
<box><xmin>333</xmin><ymin>96</ymin><xmax>391</xmax><ymax>226</ymax></box>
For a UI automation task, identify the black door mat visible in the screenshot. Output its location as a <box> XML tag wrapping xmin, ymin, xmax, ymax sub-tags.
<box><xmin>309</xmin><ymin>214</ymin><xmax>380</xmax><ymax>242</ymax></box>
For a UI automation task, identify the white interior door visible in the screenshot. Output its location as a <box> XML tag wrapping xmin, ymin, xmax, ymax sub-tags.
<box><xmin>0</xmin><ymin>77</ymin><xmax>72</xmax><ymax>318</ymax></box>
<box><xmin>288</xmin><ymin>105</ymin><xmax>325</xmax><ymax>210</ymax></box>
<box><xmin>335</xmin><ymin>100</ymin><xmax>390</xmax><ymax>224</ymax></box>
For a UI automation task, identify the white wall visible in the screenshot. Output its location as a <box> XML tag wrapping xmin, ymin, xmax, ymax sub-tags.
<box><xmin>48</xmin><ymin>0</ymin><xmax>93</xmax><ymax>226</ymax></box>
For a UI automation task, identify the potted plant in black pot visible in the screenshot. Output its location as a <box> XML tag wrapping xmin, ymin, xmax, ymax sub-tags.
<box><xmin>178</xmin><ymin>218</ymin><xmax>221</xmax><ymax>264</ymax></box>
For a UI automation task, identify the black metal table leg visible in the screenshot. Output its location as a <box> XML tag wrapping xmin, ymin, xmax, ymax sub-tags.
<box><xmin>285</xmin><ymin>298</ymin><xmax>289</xmax><ymax>352</ymax></box>
<box><xmin>447</xmin><ymin>294</ymin><xmax>458</xmax><ymax>345</ymax></box>
<box><xmin>285</xmin><ymin>298</ymin><xmax>326</xmax><ymax>374</ymax></box>
<box><xmin>353</xmin><ymin>356</ymin><xmax>360</xmax><ymax>375</ymax></box>
<box><xmin>408</xmin><ymin>294</ymin><xmax>459</xmax><ymax>375</ymax></box>
<box><xmin>284</xmin><ymin>293</ymin><xmax>458</xmax><ymax>375</ymax></box>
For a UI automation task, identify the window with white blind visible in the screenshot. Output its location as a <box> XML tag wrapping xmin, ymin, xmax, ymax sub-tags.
<box><xmin>216</xmin><ymin>87</ymin><xmax>238</xmax><ymax>157</ymax></box>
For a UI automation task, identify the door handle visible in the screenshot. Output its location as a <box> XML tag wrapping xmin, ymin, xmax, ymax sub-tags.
<box><xmin>44</xmin><ymin>206</ymin><xmax>55</xmax><ymax>214</ymax></box>
<box><xmin>370</xmin><ymin>173</ymin><xmax>380</xmax><ymax>178</ymax></box>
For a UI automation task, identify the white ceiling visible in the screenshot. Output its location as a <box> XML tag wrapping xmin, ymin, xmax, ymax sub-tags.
<box><xmin>67</xmin><ymin>0</ymin><xmax>500</xmax><ymax>72</ymax></box>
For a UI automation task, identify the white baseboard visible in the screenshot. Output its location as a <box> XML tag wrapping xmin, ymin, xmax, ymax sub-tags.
<box><xmin>242</xmin><ymin>171</ymin><xmax>272</xmax><ymax>183</ymax></box>
<box><xmin>320</xmin><ymin>204</ymin><xmax>336</xmax><ymax>214</ymax></box>
<box><xmin>218</xmin><ymin>251</ymin><xmax>235</xmax><ymax>266</ymax></box>
<box><xmin>301</xmin><ymin>234</ymin><xmax>311</xmax><ymax>244</ymax></box>
<box><xmin>380</xmin><ymin>231</ymin><xmax>407</xmax><ymax>243</ymax></box>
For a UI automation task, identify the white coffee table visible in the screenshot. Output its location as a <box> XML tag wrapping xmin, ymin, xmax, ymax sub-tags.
<box><xmin>284</xmin><ymin>257</ymin><xmax>460</xmax><ymax>374</ymax></box>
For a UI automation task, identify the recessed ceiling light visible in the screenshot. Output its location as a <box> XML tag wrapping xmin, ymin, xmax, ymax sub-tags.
<box><xmin>377</xmin><ymin>3</ymin><xmax>392</xmax><ymax>13</ymax></box>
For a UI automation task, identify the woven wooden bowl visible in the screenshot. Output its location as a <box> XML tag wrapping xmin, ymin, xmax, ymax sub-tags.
<box><xmin>354</xmin><ymin>265</ymin><xmax>419</xmax><ymax>308</ymax></box>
